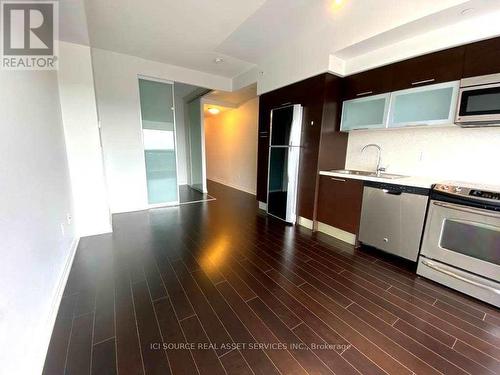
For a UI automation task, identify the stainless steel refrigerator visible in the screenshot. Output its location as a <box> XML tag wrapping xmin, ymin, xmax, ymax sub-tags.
<box><xmin>267</xmin><ymin>104</ymin><xmax>303</xmax><ymax>224</ymax></box>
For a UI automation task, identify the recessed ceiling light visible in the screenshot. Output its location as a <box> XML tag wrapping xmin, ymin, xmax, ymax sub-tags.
<box><xmin>208</xmin><ymin>107</ymin><xmax>220</xmax><ymax>115</ymax></box>
<box><xmin>460</xmin><ymin>8</ymin><xmax>474</xmax><ymax>15</ymax></box>
<box><xmin>330</xmin><ymin>0</ymin><xmax>344</xmax><ymax>11</ymax></box>
<box><xmin>214</xmin><ymin>57</ymin><xmax>224</xmax><ymax>64</ymax></box>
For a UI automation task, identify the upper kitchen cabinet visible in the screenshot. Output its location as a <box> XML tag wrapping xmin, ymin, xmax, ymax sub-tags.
<box><xmin>463</xmin><ymin>37</ymin><xmax>500</xmax><ymax>78</ymax></box>
<box><xmin>388</xmin><ymin>81</ymin><xmax>459</xmax><ymax>128</ymax></box>
<box><xmin>342</xmin><ymin>65</ymin><xmax>393</xmax><ymax>100</ymax></box>
<box><xmin>340</xmin><ymin>93</ymin><xmax>390</xmax><ymax>131</ymax></box>
<box><xmin>391</xmin><ymin>47</ymin><xmax>465</xmax><ymax>91</ymax></box>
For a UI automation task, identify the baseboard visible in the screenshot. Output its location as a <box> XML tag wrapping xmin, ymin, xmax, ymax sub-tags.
<box><xmin>37</xmin><ymin>236</ymin><xmax>80</xmax><ymax>374</ymax></box>
<box><xmin>317</xmin><ymin>222</ymin><xmax>356</xmax><ymax>246</ymax></box>
<box><xmin>207</xmin><ymin>177</ymin><xmax>256</xmax><ymax>196</ymax></box>
<box><xmin>297</xmin><ymin>216</ymin><xmax>313</xmax><ymax>230</ymax></box>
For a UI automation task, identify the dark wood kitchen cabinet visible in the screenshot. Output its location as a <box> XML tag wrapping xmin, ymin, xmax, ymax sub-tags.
<box><xmin>257</xmin><ymin>37</ymin><xmax>500</xmax><ymax>225</ymax></box>
<box><xmin>390</xmin><ymin>46</ymin><xmax>465</xmax><ymax>91</ymax></box>
<box><xmin>316</xmin><ymin>175</ymin><xmax>364</xmax><ymax>234</ymax></box>
<box><xmin>463</xmin><ymin>37</ymin><xmax>500</xmax><ymax>78</ymax></box>
<box><xmin>342</xmin><ymin>65</ymin><xmax>393</xmax><ymax>100</ymax></box>
<box><xmin>256</xmin><ymin>73</ymin><xmax>347</xmax><ymax>221</ymax></box>
<box><xmin>256</xmin><ymin>97</ymin><xmax>272</xmax><ymax>202</ymax></box>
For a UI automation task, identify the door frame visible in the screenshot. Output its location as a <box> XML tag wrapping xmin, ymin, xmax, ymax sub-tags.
<box><xmin>137</xmin><ymin>74</ymin><xmax>181</xmax><ymax>208</ymax></box>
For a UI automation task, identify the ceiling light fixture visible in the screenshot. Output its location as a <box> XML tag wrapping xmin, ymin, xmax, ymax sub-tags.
<box><xmin>214</xmin><ymin>57</ymin><xmax>224</xmax><ymax>64</ymax></box>
<box><xmin>330</xmin><ymin>0</ymin><xmax>344</xmax><ymax>11</ymax></box>
<box><xmin>208</xmin><ymin>107</ymin><xmax>220</xmax><ymax>115</ymax></box>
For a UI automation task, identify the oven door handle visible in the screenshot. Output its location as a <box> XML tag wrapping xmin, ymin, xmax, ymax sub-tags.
<box><xmin>421</xmin><ymin>259</ymin><xmax>500</xmax><ymax>295</ymax></box>
<box><xmin>432</xmin><ymin>201</ymin><xmax>500</xmax><ymax>219</ymax></box>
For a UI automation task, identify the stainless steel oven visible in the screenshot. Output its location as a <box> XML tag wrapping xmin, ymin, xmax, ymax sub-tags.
<box><xmin>418</xmin><ymin>183</ymin><xmax>500</xmax><ymax>307</ymax></box>
<box><xmin>456</xmin><ymin>73</ymin><xmax>500</xmax><ymax>127</ymax></box>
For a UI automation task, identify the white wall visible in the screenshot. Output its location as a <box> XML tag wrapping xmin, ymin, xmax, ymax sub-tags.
<box><xmin>92</xmin><ymin>48</ymin><xmax>231</xmax><ymax>213</ymax></box>
<box><xmin>204</xmin><ymin>97</ymin><xmax>259</xmax><ymax>194</ymax></box>
<box><xmin>346</xmin><ymin>126</ymin><xmax>500</xmax><ymax>186</ymax></box>
<box><xmin>58</xmin><ymin>42</ymin><xmax>111</xmax><ymax>236</ymax></box>
<box><xmin>256</xmin><ymin>38</ymin><xmax>331</xmax><ymax>95</ymax></box>
<box><xmin>0</xmin><ymin>70</ymin><xmax>77</xmax><ymax>375</ymax></box>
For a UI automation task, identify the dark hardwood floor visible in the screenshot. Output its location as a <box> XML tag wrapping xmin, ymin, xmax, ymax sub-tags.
<box><xmin>43</xmin><ymin>180</ymin><xmax>500</xmax><ymax>375</ymax></box>
<box><xmin>179</xmin><ymin>185</ymin><xmax>214</xmax><ymax>204</ymax></box>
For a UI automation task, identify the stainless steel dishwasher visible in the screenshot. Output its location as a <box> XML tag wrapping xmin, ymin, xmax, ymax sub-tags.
<box><xmin>358</xmin><ymin>181</ymin><xmax>430</xmax><ymax>261</ymax></box>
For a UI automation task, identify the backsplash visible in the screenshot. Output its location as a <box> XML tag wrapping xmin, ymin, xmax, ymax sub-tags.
<box><xmin>345</xmin><ymin>125</ymin><xmax>500</xmax><ymax>186</ymax></box>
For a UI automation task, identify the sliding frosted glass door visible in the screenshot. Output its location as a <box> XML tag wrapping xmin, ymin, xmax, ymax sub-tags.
<box><xmin>138</xmin><ymin>78</ymin><xmax>178</xmax><ymax>205</ymax></box>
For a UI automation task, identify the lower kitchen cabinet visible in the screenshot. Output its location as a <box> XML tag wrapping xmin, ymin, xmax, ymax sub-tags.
<box><xmin>316</xmin><ymin>175</ymin><xmax>363</xmax><ymax>234</ymax></box>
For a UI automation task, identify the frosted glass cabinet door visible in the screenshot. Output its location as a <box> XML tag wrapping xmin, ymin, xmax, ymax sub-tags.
<box><xmin>388</xmin><ymin>81</ymin><xmax>459</xmax><ymax>128</ymax></box>
<box><xmin>340</xmin><ymin>93</ymin><xmax>390</xmax><ymax>131</ymax></box>
<box><xmin>138</xmin><ymin>78</ymin><xmax>178</xmax><ymax>205</ymax></box>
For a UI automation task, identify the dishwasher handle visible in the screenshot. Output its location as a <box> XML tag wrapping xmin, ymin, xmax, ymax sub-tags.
<box><xmin>383</xmin><ymin>188</ymin><xmax>402</xmax><ymax>196</ymax></box>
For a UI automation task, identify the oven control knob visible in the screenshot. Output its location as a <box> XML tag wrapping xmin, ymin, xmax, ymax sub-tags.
<box><xmin>441</xmin><ymin>185</ymin><xmax>449</xmax><ymax>191</ymax></box>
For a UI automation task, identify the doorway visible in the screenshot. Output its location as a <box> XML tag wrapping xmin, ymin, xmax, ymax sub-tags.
<box><xmin>138</xmin><ymin>77</ymin><xmax>213</xmax><ymax>207</ymax></box>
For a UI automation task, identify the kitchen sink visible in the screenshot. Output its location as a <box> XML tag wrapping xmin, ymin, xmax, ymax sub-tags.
<box><xmin>330</xmin><ymin>169</ymin><xmax>407</xmax><ymax>180</ymax></box>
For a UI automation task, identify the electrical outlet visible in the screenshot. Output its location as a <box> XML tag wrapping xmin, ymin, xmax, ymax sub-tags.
<box><xmin>60</xmin><ymin>223</ymin><xmax>65</xmax><ymax>236</ymax></box>
<box><xmin>66</xmin><ymin>213</ymin><xmax>72</xmax><ymax>225</ymax></box>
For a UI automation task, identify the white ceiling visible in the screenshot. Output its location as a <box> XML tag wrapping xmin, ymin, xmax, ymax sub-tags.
<box><xmin>218</xmin><ymin>0</ymin><xmax>476</xmax><ymax>64</ymax></box>
<box><xmin>83</xmin><ymin>0</ymin><xmax>267</xmax><ymax>77</ymax></box>
<box><xmin>204</xmin><ymin>83</ymin><xmax>257</xmax><ymax>107</ymax></box>
<box><xmin>60</xmin><ymin>0</ymin><xmax>500</xmax><ymax>87</ymax></box>
<box><xmin>335</xmin><ymin>0</ymin><xmax>500</xmax><ymax>60</ymax></box>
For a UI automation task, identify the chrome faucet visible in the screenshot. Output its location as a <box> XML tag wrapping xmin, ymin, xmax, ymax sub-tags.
<box><xmin>361</xmin><ymin>143</ymin><xmax>384</xmax><ymax>176</ymax></box>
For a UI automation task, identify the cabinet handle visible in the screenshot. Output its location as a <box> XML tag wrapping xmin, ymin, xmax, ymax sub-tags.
<box><xmin>330</xmin><ymin>177</ymin><xmax>346</xmax><ymax>182</ymax></box>
<box><xmin>411</xmin><ymin>78</ymin><xmax>435</xmax><ymax>86</ymax></box>
<box><xmin>356</xmin><ymin>91</ymin><xmax>373</xmax><ymax>97</ymax></box>
<box><xmin>259</xmin><ymin>135</ymin><xmax>269</xmax><ymax>138</ymax></box>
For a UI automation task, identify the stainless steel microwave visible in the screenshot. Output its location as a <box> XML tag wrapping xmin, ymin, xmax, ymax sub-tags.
<box><xmin>455</xmin><ymin>72</ymin><xmax>500</xmax><ymax>127</ymax></box>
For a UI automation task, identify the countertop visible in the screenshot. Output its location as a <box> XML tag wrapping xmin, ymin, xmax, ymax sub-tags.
<box><xmin>319</xmin><ymin>170</ymin><xmax>437</xmax><ymax>189</ymax></box>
